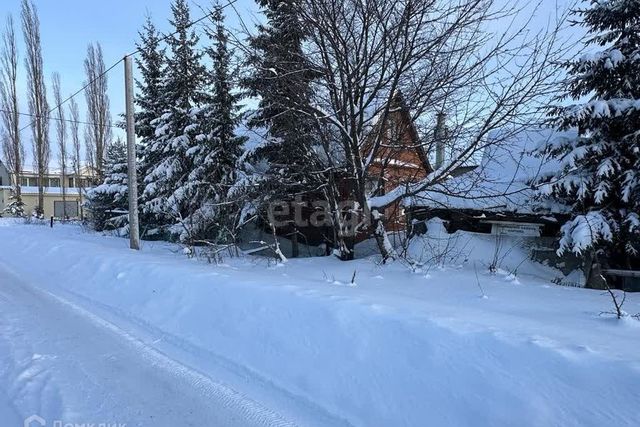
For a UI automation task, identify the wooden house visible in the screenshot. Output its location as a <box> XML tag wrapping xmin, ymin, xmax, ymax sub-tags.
<box><xmin>266</xmin><ymin>93</ymin><xmax>462</xmax><ymax>256</ymax></box>
<box><xmin>362</xmin><ymin>92</ymin><xmax>434</xmax><ymax>231</ymax></box>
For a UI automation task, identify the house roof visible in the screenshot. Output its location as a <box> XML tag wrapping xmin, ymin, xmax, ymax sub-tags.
<box><xmin>0</xmin><ymin>158</ymin><xmax>96</xmax><ymax>177</ymax></box>
<box><xmin>1</xmin><ymin>186</ymin><xmax>82</xmax><ymax>196</ymax></box>
<box><xmin>405</xmin><ymin>128</ymin><xmax>575</xmax><ymax>215</ymax></box>
<box><xmin>365</xmin><ymin>92</ymin><xmax>432</xmax><ymax>174</ymax></box>
<box><xmin>19</xmin><ymin>166</ymin><xmax>95</xmax><ymax>177</ymax></box>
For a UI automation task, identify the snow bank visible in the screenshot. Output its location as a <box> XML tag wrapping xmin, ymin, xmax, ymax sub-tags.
<box><xmin>0</xmin><ymin>221</ymin><xmax>639</xmax><ymax>427</ymax></box>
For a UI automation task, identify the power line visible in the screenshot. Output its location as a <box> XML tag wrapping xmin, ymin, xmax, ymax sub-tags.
<box><xmin>125</xmin><ymin>0</ymin><xmax>240</xmax><ymax>58</ymax></box>
<box><xmin>3</xmin><ymin>109</ymin><xmax>121</xmax><ymax>129</ymax></box>
<box><xmin>18</xmin><ymin>0</ymin><xmax>240</xmax><ymax>136</ymax></box>
<box><xmin>18</xmin><ymin>58</ymin><xmax>124</xmax><ymax>134</ymax></box>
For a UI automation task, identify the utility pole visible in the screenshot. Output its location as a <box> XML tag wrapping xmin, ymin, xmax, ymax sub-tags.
<box><xmin>124</xmin><ymin>55</ymin><xmax>141</xmax><ymax>250</ymax></box>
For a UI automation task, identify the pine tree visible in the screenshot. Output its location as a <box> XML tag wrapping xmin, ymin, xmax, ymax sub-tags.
<box><xmin>186</xmin><ymin>5</ymin><xmax>247</xmax><ymax>242</ymax></box>
<box><xmin>539</xmin><ymin>0</ymin><xmax>640</xmax><ymax>267</ymax></box>
<box><xmin>85</xmin><ymin>138</ymin><xmax>129</xmax><ymax>232</ymax></box>
<box><xmin>142</xmin><ymin>0</ymin><xmax>208</xmax><ymax>234</ymax></box>
<box><xmin>242</xmin><ymin>0</ymin><xmax>321</xmax><ymax>202</ymax></box>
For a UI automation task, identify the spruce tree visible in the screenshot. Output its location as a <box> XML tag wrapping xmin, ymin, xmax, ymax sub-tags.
<box><xmin>135</xmin><ymin>15</ymin><xmax>166</xmax><ymax>231</ymax></box>
<box><xmin>187</xmin><ymin>5</ymin><xmax>246</xmax><ymax>241</ymax></box>
<box><xmin>243</xmin><ymin>0</ymin><xmax>320</xmax><ymax>201</ymax></box>
<box><xmin>85</xmin><ymin>138</ymin><xmax>129</xmax><ymax>232</ymax></box>
<box><xmin>539</xmin><ymin>0</ymin><xmax>640</xmax><ymax>267</ymax></box>
<box><xmin>135</xmin><ymin>15</ymin><xmax>165</xmax><ymax>147</ymax></box>
<box><xmin>142</xmin><ymin>0</ymin><xmax>207</xmax><ymax>233</ymax></box>
<box><xmin>209</xmin><ymin>6</ymin><xmax>244</xmax><ymax>189</ymax></box>
<box><xmin>3</xmin><ymin>191</ymin><xmax>25</xmax><ymax>217</ymax></box>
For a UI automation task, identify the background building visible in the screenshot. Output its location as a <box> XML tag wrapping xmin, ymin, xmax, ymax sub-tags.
<box><xmin>0</xmin><ymin>160</ymin><xmax>94</xmax><ymax>218</ymax></box>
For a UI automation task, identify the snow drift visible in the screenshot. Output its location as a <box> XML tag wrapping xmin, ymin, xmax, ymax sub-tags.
<box><xmin>0</xmin><ymin>220</ymin><xmax>639</xmax><ymax>426</ymax></box>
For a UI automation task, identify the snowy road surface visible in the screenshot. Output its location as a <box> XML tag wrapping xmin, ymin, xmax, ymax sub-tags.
<box><xmin>0</xmin><ymin>263</ymin><xmax>294</xmax><ymax>427</ymax></box>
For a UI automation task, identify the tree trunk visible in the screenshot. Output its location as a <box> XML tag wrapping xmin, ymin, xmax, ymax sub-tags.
<box><xmin>372</xmin><ymin>212</ymin><xmax>395</xmax><ymax>263</ymax></box>
<box><xmin>38</xmin><ymin>186</ymin><xmax>44</xmax><ymax>217</ymax></box>
<box><xmin>330</xmin><ymin>207</ymin><xmax>355</xmax><ymax>261</ymax></box>
<box><xmin>337</xmin><ymin>235</ymin><xmax>355</xmax><ymax>261</ymax></box>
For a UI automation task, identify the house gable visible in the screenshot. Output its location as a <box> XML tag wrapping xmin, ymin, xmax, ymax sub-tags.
<box><xmin>363</xmin><ymin>93</ymin><xmax>432</xmax><ymax>196</ymax></box>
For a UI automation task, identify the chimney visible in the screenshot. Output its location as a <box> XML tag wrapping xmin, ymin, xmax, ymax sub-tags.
<box><xmin>434</xmin><ymin>112</ymin><xmax>446</xmax><ymax>170</ymax></box>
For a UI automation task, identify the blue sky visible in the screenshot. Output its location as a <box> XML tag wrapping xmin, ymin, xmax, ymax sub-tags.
<box><xmin>2</xmin><ymin>0</ymin><xmax>257</xmax><ymax>150</ymax></box>
<box><xmin>1</xmin><ymin>0</ymin><xmax>579</xmax><ymax>166</ymax></box>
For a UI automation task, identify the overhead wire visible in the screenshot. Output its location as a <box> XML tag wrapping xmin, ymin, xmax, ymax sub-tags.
<box><xmin>1</xmin><ymin>108</ymin><xmax>122</xmax><ymax>129</ymax></box>
<box><xmin>17</xmin><ymin>0</ymin><xmax>241</xmax><ymax>136</ymax></box>
<box><xmin>18</xmin><ymin>59</ymin><xmax>123</xmax><ymax>134</ymax></box>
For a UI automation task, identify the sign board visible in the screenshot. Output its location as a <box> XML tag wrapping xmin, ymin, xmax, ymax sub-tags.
<box><xmin>487</xmin><ymin>222</ymin><xmax>542</xmax><ymax>237</ymax></box>
<box><xmin>54</xmin><ymin>201</ymin><xmax>79</xmax><ymax>219</ymax></box>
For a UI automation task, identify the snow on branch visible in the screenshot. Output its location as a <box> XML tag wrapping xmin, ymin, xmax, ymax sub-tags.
<box><xmin>558</xmin><ymin>211</ymin><xmax>613</xmax><ymax>256</ymax></box>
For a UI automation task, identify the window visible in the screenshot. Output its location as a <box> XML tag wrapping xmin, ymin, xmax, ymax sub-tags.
<box><xmin>28</xmin><ymin>177</ymin><xmax>38</xmax><ymax>187</ymax></box>
<box><xmin>20</xmin><ymin>177</ymin><xmax>28</xmax><ymax>186</ymax></box>
<box><xmin>48</xmin><ymin>178</ymin><xmax>61</xmax><ymax>188</ymax></box>
<box><xmin>68</xmin><ymin>177</ymin><xmax>75</xmax><ymax>188</ymax></box>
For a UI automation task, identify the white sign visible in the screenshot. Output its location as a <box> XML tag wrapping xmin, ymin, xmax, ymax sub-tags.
<box><xmin>490</xmin><ymin>222</ymin><xmax>541</xmax><ymax>237</ymax></box>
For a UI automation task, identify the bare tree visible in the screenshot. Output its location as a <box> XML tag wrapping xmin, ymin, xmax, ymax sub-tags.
<box><xmin>69</xmin><ymin>97</ymin><xmax>84</xmax><ymax>218</ymax></box>
<box><xmin>0</xmin><ymin>14</ymin><xmax>24</xmax><ymax>207</ymax></box>
<box><xmin>22</xmin><ymin>0</ymin><xmax>49</xmax><ymax>216</ymax></box>
<box><xmin>84</xmin><ymin>42</ymin><xmax>112</xmax><ymax>182</ymax></box>
<box><xmin>52</xmin><ymin>72</ymin><xmax>67</xmax><ymax>219</ymax></box>
<box><xmin>287</xmin><ymin>0</ymin><xmax>572</xmax><ymax>260</ymax></box>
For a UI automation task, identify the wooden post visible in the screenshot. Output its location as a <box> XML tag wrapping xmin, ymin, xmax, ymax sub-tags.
<box><xmin>291</xmin><ymin>226</ymin><xmax>299</xmax><ymax>258</ymax></box>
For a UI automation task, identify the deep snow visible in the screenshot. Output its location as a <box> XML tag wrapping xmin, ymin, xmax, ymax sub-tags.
<box><xmin>0</xmin><ymin>219</ymin><xmax>639</xmax><ymax>426</ymax></box>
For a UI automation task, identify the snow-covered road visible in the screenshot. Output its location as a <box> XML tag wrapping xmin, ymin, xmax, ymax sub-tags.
<box><xmin>0</xmin><ymin>262</ymin><xmax>294</xmax><ymax>427</ymax></box>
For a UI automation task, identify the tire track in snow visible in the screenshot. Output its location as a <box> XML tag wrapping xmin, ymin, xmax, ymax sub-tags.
<box><xmin>0</xmin><ymin>262</ymin><xmax>297</xmax><ymax>427</ymax></box>
<box><xmin>43</xmin><ymin>290</ymin><xmax>297</xmax><ymax>427</ymax></box>
<box><xmin>54</xmin><ymin>286</ymin><xmax>353</xmax><ymax>427</ymax></box>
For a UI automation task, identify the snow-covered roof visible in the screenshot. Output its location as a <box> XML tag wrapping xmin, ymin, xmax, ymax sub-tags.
<box><xmin>1</xmin><ymin>186</ymin><xmax>82</xmax><ymax>196</ymax></box>
<box><xmin>20</xmin><ymin>166</ymin><xmax>94</xmax><ymax>177</ymax></box>
<box><xmin>405</xmin><ymin>128</ymin><xmax>575</xmax><ymax>215</ymax></box>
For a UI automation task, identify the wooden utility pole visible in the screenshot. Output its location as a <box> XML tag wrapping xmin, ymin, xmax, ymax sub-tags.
<box><xmin>124</xmin><ymin>55</ymin><xmax>140</xmax><ymax>250</ymax></box>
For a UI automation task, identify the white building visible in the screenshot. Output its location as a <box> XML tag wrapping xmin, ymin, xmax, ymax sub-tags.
<box><xmin>0</xmin><ymin>160</ymin><xmax>94</xmax><ymax>218</ymax></box>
